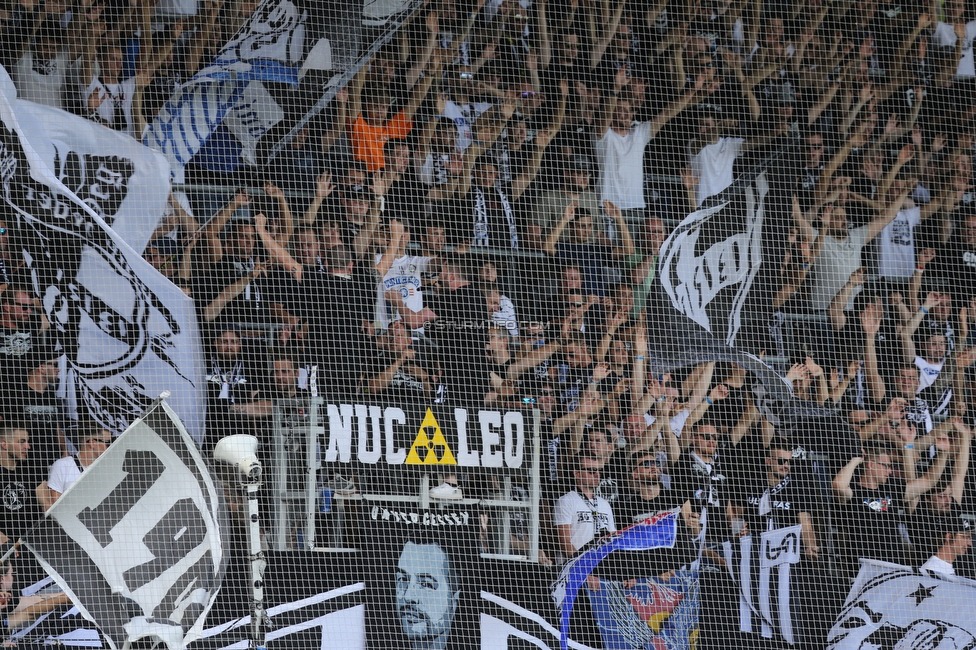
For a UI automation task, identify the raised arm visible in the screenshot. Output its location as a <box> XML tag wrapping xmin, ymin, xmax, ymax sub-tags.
<box><xmin>203</xmin><ymin>263</ymin><xmax>265</xmax><ymax>323</ymax></box>
<box><xmin>404</xmin><ymin>11</ymin><xmax>439</xmax><ymax>89</ymax></box>
<box><xmin>263</xmin><ymin>183</ymin><xmax>294</xmax><ymax>246</ymax></box>
<box><xmin>254</xmin><ymin>214</ymin><xmax>301</xmax><ymax>279</ymax></box>
<box><xmin>511</xmin><ymin>127</ymin><xmax>553</xmax><ymax>201</ymax></box>
<box><xmin>648</xmin><ymin>75</ymin><xmax>703</xmax><ymax>139</ymax></box>
<box><xmin>304</xmin><ymin>172</ymin><xmax>336</xmax><ymax>226</ymax></box>
<box><xmin>604</xmin><ymin>200</ymin><xmax>635</xmax><ymax>257</ymax></box>
<box><xmin>544</xmin><ymin>201</ymin><xmax>577</xmax><ymax>256</ymax></box>
<box><xmin>899</xmin><ymin>291</ymin><xmax>940</xmax><ymax>362</ymax></box>
<box><xmin>862</xmin><ymin>304</ymin><xmax>887</xmax><ymax>402</ymax></box>
<box><xmin>588</xmin><ymin>0</ymin><xmax>626</xmax><ymax>68</ymax></box>
<box><xmin>832</xmin><ymin>455</ymin><xmax>863</xmax><ymax>502</ymax></box>
<box><xmin>201</xmin><ymin>191</ymin><xmax>250</xmax><ymax>264</ymax></box>
<box><xmin>376</xmin><ymin>219</ymin><xmax>404</xmax><ymax>277</ymax></box>
<box><xmin>402</xmin><ymin>56</ymin><xmax>437</xmax><ymax>122</ymax></box>
<box><xmin>865</xmin><ymin>187</ymin><xmax>910</xmax><ymax>242</ymax></box>
<box><xmin>905</xmin><ymin>441</ymin><xmax>949</xmax><ymax>502</ymax></box>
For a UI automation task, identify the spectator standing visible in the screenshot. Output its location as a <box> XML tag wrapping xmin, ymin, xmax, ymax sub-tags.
<box><xmin>38</xmin><ymin>426</ymin><xmax>111</xmax><ymax>511</ymax></box>
<box><xmin>832</xmin><ymin>439</ymin><xmax>949</xmax><ymax>577</ymax></box>
<box><xmin>594</xmin><ymin>69</ymin><xmax>702</xmax><ymax>218</ymax></box>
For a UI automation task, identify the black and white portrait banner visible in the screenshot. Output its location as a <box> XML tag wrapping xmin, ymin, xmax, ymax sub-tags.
<box><xmin>659</xmin><ymin>172</ymin><xmax>768</xmax><ymax>347</ymax></box>
<box><xmin>0</xmin><ymin>65</ymin><xmax>205</xmax><ymax>440</ymax></box>
<box><xmin>827</xmin><ymin>560</ymin><xmax>976</xmax><ymax>649</ymax></box>
<box><xmin>24</xmin><ymin>400</ymin><xmax>228</xmax><ymax>650</ymax></box>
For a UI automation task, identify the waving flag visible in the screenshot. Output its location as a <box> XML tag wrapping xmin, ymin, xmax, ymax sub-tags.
<box><xmin>0</xmin><ymin>64</ymin><xmax>205</xmax><ymax>440</ymax></box>
<box><xmin>659</xmin><ymin>172</ymin><xmax>768</xmax><ymax>347</ymax></box>
<box><xmin>24</xmin><ymin>400</ymin><xmax>227</xmax><ymax>650</ymax></box>
<box><xmin>827</xmin><ymin>560</ymin><xmax>976</xmax><ymax>649</ymax></box>
<box><xmin>551</xmin><ymin>512</ymin><xmax>679</xmax><ymax>650</ymax></box>
<box><xmin>144</xmin><ymin>0</ymin><xmax>309</xmax><ymax>181</ymax></box>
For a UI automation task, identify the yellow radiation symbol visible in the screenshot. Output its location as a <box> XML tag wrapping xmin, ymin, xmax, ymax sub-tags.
<box><xmin>406</xmin><ymin>408</ymin><xmax>457</xmax><ymax>465</ymax></box>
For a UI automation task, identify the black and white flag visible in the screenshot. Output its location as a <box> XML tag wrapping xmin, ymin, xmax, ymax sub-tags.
<box><xmin>728</xmin><ymin>524</ymin><xmax>803</xmax><ymax>645</ymax></box>
<box><xmin>827</xmin><ymin>560</ymin><xmax>976</xmax><ymax>649</ymax></box>
<box><xmin>0</xmin><ymin>66</ymin><xmax>205</xmax><ymax>440</ymax></box>
<box><xmin>659</xmin><ymin>172</ymin><xmax>768</xmax><ymax>347</ymax></box>
<box><xmin>24</xmin><ymin>400</ymin><xmax>228</xmax><ymax>650</ymax></box>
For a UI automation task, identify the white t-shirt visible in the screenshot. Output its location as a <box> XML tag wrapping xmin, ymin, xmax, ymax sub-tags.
<box><xmin>441</xmin><ymin>100</ymin><xmax>492</xmax><ymax>151</ymax></box>
<box><xmin>84</xmin><ymin>76</ymin><xmax>137</xmax><ymax>137</ymax></box>
<box><xmin>921</xmin><ymin>554</ymin><xmax>955</xmax><ymax>576</ymax></box>
<box><xmin>377</xmin><ymin>255</ymin><xmax>431</xmax><ymax>328</ymax></box>
<box><xmin>595</xmin><ymin>122</ymin><xmax>653</xmax><ymax>209</ymax></box>
<box><xmin>554</xmin><ymin>490</ymin><xmax>616</xmax><ymax>553</ymax></box>
<box><xmin>933</xmin><ymin>20</ymin><xmax>976</xmax><ymax>77</ymax></box>
<box><xmin>692</xmin><ymin>137</ymin><xmax>744</xmax><ymax>205</ymax></box>
<box><xmin>492</xmin><ymin>294</ymin><xmax>520</xmax><ymax>337</ymax></box>
<box><xmin>47</xmin><ymin>456</ymin><xmax>83</xmax><ymax>495</ymax></box>
<box><xmin>914</xmin><ymin>355</ymin><xmax>944</xmax><ymax>393</ymax></box>
<box><xmin>879</xmin><ymin>206</ymin><xmax>921</xmax><ymax>279</ymax></box>
<box><xmin>418</xmin><ymin>153</ymin><xmax>451</xmax><ymax>187</ymax></box>
<box><xmin>643</xmin><ymin>408</ymin><xmax>692</xmax><ymax>438</ymax></box>
<box><xmin>13</xmin><ymin>52</ymin><xmax>70</xmax><ymax>110</ymax></box>
<box><xmin>807</xmin><ymin>226</ymin><xmax>869</xmax><ymax>312</ymax></box>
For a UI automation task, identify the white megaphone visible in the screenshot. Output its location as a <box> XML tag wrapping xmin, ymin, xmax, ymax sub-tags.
<box><xmin>213</xmin><ymin>435</ymin><xmax>262</xmax><ymax>483</ymax></box>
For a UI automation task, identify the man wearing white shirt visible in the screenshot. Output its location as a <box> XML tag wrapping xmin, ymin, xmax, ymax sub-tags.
<box><xmin>594</xmin><ymin>68</ymin><xmax>702</xmax><ymax>215</ymax></box>
<box><xmin>688</xmin><ymin>104</ymin><xmax>746</xmax><ymax>206</ymax></box>
<box><xmin>932</xmin><ymin>0</ymin><xmax>976</xmax><ymax>77</ymax></box>
<box><xmin>920</xmin><ymin>509</ymin><xmax>972</xmax><ymax>576</ymax></box>
<box><xmin>376</xmin><ymin>220</ymin><xmax>437</xmax><ymax>331</ymax></box>
<box><xmin>38</xmin><ymin>427</ymin><xmax>112</xmax><ymax>511</ymax></box>
<box><xmin>11</xmin><ymin>20</ymin><xmax>71</xmax><ymax>110</ymax></box>
<box><xmin>440</xmin><ymin>67</ymin><xmax>492</xmax><ymax>151</ymax></box>
<box><xmin>877</xmin><ymin>178</ymin><xmax>942</xmax><ymax>281</ymax></box>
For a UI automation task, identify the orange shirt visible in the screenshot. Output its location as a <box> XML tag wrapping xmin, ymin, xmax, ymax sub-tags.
<box><xmin>350</xmin><ymin>110</ymin><xmax>413</xmax><ymax>171</ymax></box>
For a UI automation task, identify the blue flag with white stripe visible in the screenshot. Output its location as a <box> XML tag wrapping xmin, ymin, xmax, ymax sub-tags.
<box><xmin>144</xmin><ymin>0</ymin><xmax>307</xmax><ymax>181</ymax></box>
<box><xmin>551</xmin><ymin>512</ymin><xmax>679</xmax><ymax>650</ymax></box>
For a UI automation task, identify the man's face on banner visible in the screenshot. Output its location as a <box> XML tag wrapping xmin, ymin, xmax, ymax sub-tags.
<box><xmin>395</xmin><ymin>542</ymin><xmax>458</xmax><ymax>644</ymax></box>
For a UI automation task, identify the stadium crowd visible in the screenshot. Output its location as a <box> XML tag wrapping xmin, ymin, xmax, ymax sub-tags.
<box><xmin>0</xmin><ymin>0</ymin><xmax>975</xmax><ymax>645</ymax></box>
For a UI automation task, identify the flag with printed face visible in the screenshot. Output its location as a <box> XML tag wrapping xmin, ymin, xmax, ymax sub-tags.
<box><xmin>658</xmin><ymin>172</ymin><xmax>768</xmax><ymax>347</ymax></box>
<box><xmin>0</xmin><ymin>65</ymin><xmax>204</xmax><ymax>441</ymax></box>
<box><xmin>24</xmin><ymin>400</ymin><xmax>227</xmax><ymax>650</ymax></box>
<box><xmin>827</xmin><ymin>560</ymin><xmax>976</xmax><ymax>649</ymax></box>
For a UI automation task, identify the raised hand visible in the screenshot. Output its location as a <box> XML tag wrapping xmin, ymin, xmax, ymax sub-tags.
<box><xmin>918</xmin><ymin>247</ymin><xmax>935</xmax><ymax>268</ymax></box>
<box><xmin>592</xmin><ymin>362</ymin><xmax>611</xmax><ymax>383</ymax></box>
<box><xmin>264</xmin><ymin>182</ymin><xmax>284</xmax><ymax>199</ymax></box>
<box><xmin>861</xmin><ymin>302</ymin><xmax>882</xmax><ymax>335</ymax></box>
<box><xmin>315</xmin><ymin>171</ymin><xmax>335</xmax><ymax>199</ymax></box>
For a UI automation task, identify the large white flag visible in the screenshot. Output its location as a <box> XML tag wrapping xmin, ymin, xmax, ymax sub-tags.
<box><xmin>22</xmin><ymin>100</ymin><xmax>171</xmax><ymax>254</ymax></box>
<box><xmin>827</xmin><ymin>560</ymin><xmax>976</xmax><ymax>649</ymax></box>
<box><xmin>25</xmin><ymin>400</ymin><xmax>227</xmax><ymax>650</ymax></box>
<box><xmin>0</xmin><ymin>66</ymin><xmax>205</xmax><ymax>441</ymax></box>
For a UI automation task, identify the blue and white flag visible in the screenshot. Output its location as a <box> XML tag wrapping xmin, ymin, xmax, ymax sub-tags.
<box><xmin>827</xmin><ymin>560</ymin><xmax>976</xmax><ymax>649</ymax></box>
<box><xmin>144</xmin><ymin>0</ymin><xmax>308</xmax><ymax>181</ymax></box>
<box><xmin>551</xmin><ymin>512</ymin><xmax>679</xmax><ymax>650</ymax></box>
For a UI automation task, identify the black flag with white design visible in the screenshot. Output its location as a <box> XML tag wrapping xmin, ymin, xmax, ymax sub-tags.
<box><xmin>24</xmin><ymin>400</ymin><xmax>228</xmax><ymax>650</ymax></box>
<box><xmin>659</xmin><ymin>171</ymin><xmax>768</xmax><ymax>347</ymax></box>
